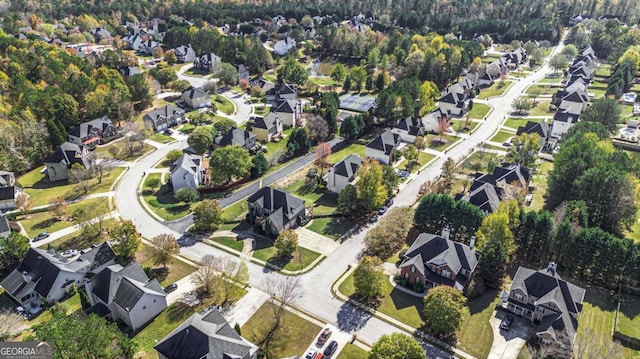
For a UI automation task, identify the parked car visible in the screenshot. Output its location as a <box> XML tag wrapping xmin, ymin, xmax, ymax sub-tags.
<box><xmin>323</xmin><ymin>341</ymin><xmax>338</xmax><ymax>357</ymax></box>
<box><xmin>378</xmin><ymin>206</ymin><xmax>388</xmax><ymax>215</ymax></box>
<box><xmin>163</xmin><ymin>129</ymin><xmax>174</xmax><ymax>135</ymax></box>
<box><xmin>500</xmin><ymin>315</ymin><xmax>514</xmax><ymax>331</ymax></box>
<box><xmin>313</xmin><ymin>353</ymin><xmax>323</xmax><ymax>359</ymax></box>
<box><xmin>397</xmin><ymin>170</ymin><xmax>410</xmax><ymax>178</ymax></box>
<box><xmin>32</xmin><ymin>232</ymin><xmax>50</xmax><ymax>242</ymax></box>
<box><xmin>368</xmin><ymin>214</ymin><xmax>379</xmax><ymax>223</ymax></box>
<box><xmin>163</xmin><ymin>283</ymin><xmax>178</xmax><ymax>293</ymax></box>
<box><xmin>305</xmin><ymin>349</ymin><xmax>318</xmax><ymax>359</ymax></box>
<box><xmin>61</xmin><ymin>249</ymin><xmax>79</xmax><ymax>258</ymax></box>
<box><xmin>385</xmin><ymin>198</ymin><xmax>394</xmax><ymax>207</ymax></box>
<box><xmin>317</xmin><ymin>328</ymin><xmax>332</xmax><ymax>345</ymax></box>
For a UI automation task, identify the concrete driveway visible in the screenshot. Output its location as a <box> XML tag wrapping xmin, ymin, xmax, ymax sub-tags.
<box><xmin>488</xmin><ymin>310</ymin><xmax>533</xmax><ymax>359</ymax></box>
<box><xmin>302</xmin><ymin>324</ymin><xmax>354</xmax><ymax>359</ymax></box>
<box><xmin>296</xmin><ymin>227</ymin><xmax>339</xmax><ymax>256</ymax></box>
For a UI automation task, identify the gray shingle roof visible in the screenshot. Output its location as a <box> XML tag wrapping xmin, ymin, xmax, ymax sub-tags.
<box><xmin>0</xmin><ymin>214</ymin><xmax>9</xmax><ymax>234</ymax></box>
<box><xmin>219</xmin><ymin>128</ymin><xmax>256</xmax><ymax>148</ymax></box>
<box><xmin>90</xmin><ymin>262</ymin><xmax>152</xmax><ymax>304</ymax></box>
<box><xmin>462</xmin><ymin>182</ymin><xmax>502</xmax><ymax>213</ymax></box>
<box><xmin>183</xmin><ymin>86</ymin><xmax>209</xmax><ymax>100</ymax></box>
<box><xmin>366</xmin><ymin>129</ymin><xmax>400</xmax><ymax>155</ymax></box>
<box><xmin>69</xmin><ymin>116</ymin><xmax>116</xmax><ymax>139</ymax></box>
<box><xmin>170</xmin><ymin>153</ymin><xmax>202</xmax><ymax>177</ymax></box>
<box><xmin>44</xmin><ymin>142</ymin><xmax>90</xmax><ymax>168</ymax></box>
<box><xmin>247</xmin><ymin>187</ymin><xmax>305</xmax><ymax>232</ymax></box>
<box><xmin>332</xmin><ymin>154</ymin><xmax>362</xmax><ymax>179</ymax></box>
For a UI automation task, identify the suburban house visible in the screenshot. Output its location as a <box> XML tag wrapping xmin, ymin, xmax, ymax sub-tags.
<box><xmin>486</xmin><ymin>57</ymin><xmax>508</xmax><ymax>78</ymax></box>
<box><xmin>558</xmin><ymin>91</ymin><xmax>590</xmax><ymax>113</ymax></box>
<box><xmin>122</xmin><ymin>34</ymin><xmax>144</xmax><ymax>51</ymax></box>
<box><xmin>265</xmin><ymin>83</ymin><xmax>297</xmax><ymax>102</ymax></box>
<box><xmin>399</xmin><ymin>232</ymin><xmax>479</xmax><ymax>291</ymax></box>
<box><xmin>91</xmin><ymin>27</ymin><xmax>111</xmax><ymax>43</ymax></box>
<box><xmin>365</xmin><ymin>129</ymin><xmax>401</xmax><ymax>165</ymax></box>
<box><xmin>459</xmin><ymin>182</ymin><xmax>502</xmax><ymax>213</ymax></box>
<box><xmin>85</xmin><ymin>261</ymin><xmax>167</xmax><ymax>331</ymax></box>
<box><xmin>193</xmin><ymin>53</ymin><xmax>222</xmax><ymax>73</ymax></box>
<box><xmin>504</xmin><ymin>264</ymin><xmax>585</xmax><ymax>357</ymax></box>
<box><xmin>155</xmin><ymin>309</ymin><xmax>258</xmax><ymax>359</ymax></box>
<box><xmin>0</xmin><ymin>171</ymin><xmax>17</xmax><ymax>210</ymax></box>
<box><xmin>143</xmin><ymin>104</ymin><xmax>186</xmax><ymax>132</ymax></box>
<box><xmin>68</xmin><ymin>116</ymin><xmax>118</xmax><ymax>148</ymax></box>
<box><xmin>474</xmin><ymin>72</ymin><xmax>495</xmax><ymax>89</ymax></box>
<box><xmin>391</xmin><ymin>117</ymin><xmax>425</xmax><ymax>143</ymax></box>
<box><xmin>516</xmin><ymin>121</ymin><xmax>551</xmax><ymax>150</ymax></box>
<box><xmin>247</xmin><ymin>186</ymin><xmax>305</xmax><ymax>238</ymax></box>
<box><xmin>118</xmin><ymin>66</ymin><xmax>141</xmax><ymax>79</ymax></box>
<box><xmin>238</xmin><ymin>64</ymin><xmax>250</xmax><ymax>83</ymax></box>
<box><xmin>504</xmin><ymin>47</ymin><xmax>528</xmax><ymax>69</ymax></box>
<box><xmin>139</xmin><ymin>40</ymin><xmax>161</xmax><ymax>56</ymax></box>
<box><xmin>252</xmin><ymin>113</ymin><xmax>283</xmax><ymax>142</ymax></box>
<box><xmin>273</xmin><ymin>37</ymin><xmax>296</xmax><ymax>56</ymax></box>
<box><xmin>0</xmin><ymin>214</ymin><xmax>9</xmax><ymax>237</ymax></box>
<box><xmin>0</xmin><ymin>244</ymin><xmax>116</xmax><ymax>314</ymax></box>
<box><xmin>437</xmin><ymin>87</ymin><xmax>471</xmax><ymax>117</ymax></box>
<box><xmin>273</xmin><ymin>99</ymin><xmax>300</xmax><ymax>127</ymax></box>
<box><xmin>458</xmin><ymin>163</ymin><xmax>532</xmax><ymax>213</ymax></box>
<box><xmin>252</xmin><ymin>78</ymin><xmax>276</xmax><ymax>97</ymax></box>
<box><xmin>215</xmin><ymin>127</ymin><xmax>257</xmax><ymax>151</ymax></box>
<box><xmin>421</xmin><ymin>107</ymin><xmax>452</xmax><ymax>133</ymax></box>
<box><xmin>327</xmin><ymin>154</ymin><xmax>362</xmax><ymax>193</ymax></box>
<box><xmin>169</xmin><ymin>153</ymin><xmax>207</xmax><ymax>192</ymax></box>
<box><xmin>552</xmin><ymin>87</ymin><xmax>589</xmax><ymax>107</ymax></box>
<box><xmin>174</xmin><ymin>44</ymin><xmax>196</xmax><ymax>63</ymax></box>
<box><xmin>182</xmin><ymin>86</ymin><xmax>211</xmax><ymax>109</ymax></box>
<box><xmin>44</xmin><ymin>142</ymin><xmax>92</xmax><ymax>181</ymax></box>
<box><xmin>551</xmin><ymin>106</ymin><xmax>581</xmax><ymax>139</ymax></box>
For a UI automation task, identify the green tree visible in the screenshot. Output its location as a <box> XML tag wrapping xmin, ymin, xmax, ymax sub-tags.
<box><xmin>364</xmin><ymin>207</ymin><xmax>414</xmax><ymax>260</ymax></box>
<box><xmin>150</xmin><ymin>233</ymin><xmax>179</xmax><ymax>268</ymax></box>
<box><xmin>419</xmin><ymin>80</ymin><xmax>439</xmax><ymax>116</ymax></box>
<box><xmin>353</xmin><ymin>256</ymin><xmax>385</xmax><ymax>298</ymax></box>
<box><xmin>126</xmin><ymin>74</ymin><xmax>153</xmax><ymax>110</ymax></box>
<box><xmin>286</xmin><ymin>127</ymin><xmax>311</xmax><ymax>156</ymax></box>
<box><xmin>213</xmin><ymin>118</ymin><xmax>237</xmax><ymax>135</ymax></box>
<box><xmin>209</xmin><ymin>145</ymin><xmax>252</xmax><ymax>184</ymax></box>
<box><xmin>367</xmin><ymin>48</ymin><xmax>380</xmax><ymax>68</ymax></box>
<box><xmin>174</xmin><ymin>187</ymin><xmax>200</xmax><ymax>203</ymax></box>
<box><xmin>356</xmin><ymin>159</ymin><xmax>388</xmax><ymax>213</ymax></box>
<box><xmin>370</xmin><ymin>333</ymin><xmax>426</xmax><ymax>359</ymax></box>
<box><xmin>337</xmin><ymin>184</ymin><xmax>360</xmax><ymax>217</ymax></box>
<box><xmin>111</xmin><ymin>220</ymin><xmax>140</xmax><ymax>264</ymax></box>
<box><xmin>187</xmin><ymin>126</ymin><xmax>214</xmax><ymax>155</ymax></box>
<box><xmin>423</xmin><ymin>285</ymin><xmax>467</xmax><ymax>337</ymax></box>
<box><xmin>512</xmin><ymin>96</ymin><xmax>532</xmax><ymax>115</ymax></box>
<box><xmin>251</xmin><ymin>153</ymin><xmax>269</xmax><ymax>178</ymax></box>
<box><xmin>561</xmin><ymin>44</ymin><xmax>578</xmax><ymax>59</ymax></box>
<box><xmin>340</xmin><ymin>115</ymin><xmax>364</xmax><ymax>140</ymax></box>
<box><xmin>274</xmin><ymin>229</ymin><xmax>298</xmax><ymax>258</ymax></box>
<box><xmin>171</xmin><ymin>79</ymin><xmax>192</xmax><ymax>93</ymax></box>
<box><xmin>151</xmin><ymin>66</ymin><xmax>178</xmax><ymax>86</ymax></box>
<box><xmin>528</xmin><ymin>86</ymin><xmax>543</xmax><ymax>105</ymax></box>
<box><xmin>475</xmin><ymin>208</ymin><xmax>514</xmax><ymax>288</ymax></box>
<box><xmin>506</xmin><ymin>133</ymin><xmax>541</xmax><ymax>168</ymax></box>
<box><xmin>549</xmin><ymin>54</ymin><xmax>568</xmax><ymax>75</ymax></box>
<box><xmin>403</xmin><ymin>145</ymin><xmax>419</xmax><ymax>164</ymax></box>
<box><xmin>31</xmin><ymin>309</ymin><xmax>136</xmax><ymax>359</ymax></box>
<box><xmin>375</xmin><ymin>71</ymin><xmax>388</xmax><ymax>91</ymax></box>
<box><xmin>192</xmin><ymin>199</ymin><xmax>223</xmax><ymax>232</ymax></box>
<box><xmin>278</xmin><ymin>58</ymin><xmax>308</xmax><ymax>85</ymax></box>
<box><xmin>164</xmin><ymin>49</ymin><xmax>178</xmax><ymax>64</ymax></box>
<box><xmin>580</xmin><ymin>97</ymin><xmax>622</xmax><ymax>132</ymax></box>
<box><xmin>0</xmin><ymin>232</ymin><xmax>29</xmax><ymax>277</ymax></box>
<box><xmin>331</xmin><ymin>63</ymin><xmax>345</xmax><ymax>82</ymax></box>
<box><xmin>414</xmin><ymin>194</ymin><xmax>484</xmax><ymax>244</ymax></box>
<box><xmin>343</xmin><ymin>75</ymin><xmax>352</xmax><ymax>92</ymax></box>
<box><xmin>215</xmin><ymin>62</ymin><xmax>239</xmax><ymax>86</ymax></box>
<box><xmin>166</xmin><ymin>150</ymin><xmax>184</xmax><ymax>163</ymax></box>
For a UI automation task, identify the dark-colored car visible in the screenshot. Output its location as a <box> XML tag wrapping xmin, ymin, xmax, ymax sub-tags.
<box><xmin>368</xmin><ymin>214</ymin><xmax>379</xmax><ymax>223</ymax></box>
<box><xmin>32</xmin><ymin>232</ymin><xmax>50</xmax><ymax>242</ymax></box>
<box><xmin>500</xmin><ymin>315</ymin><xmax>514</xmax><ymax>331</ymax></box>
<box><xmin>163</xmin><ymin>129</ymin><xmax>173</xmax><ymax>135</ymax></box>
<box><xmin>385</xmin><ymin>198</ymin><xmax>394</xmax><ymax>207</ymax></box>
<box><xmin>323</xmin><ymin>341</ymin><xmax>338</xmax><ymax>357</ymax></box>
<box><xmin>317</xmin><ymin>328</ymin><xmax>332</xmax><ymax>345</ymax></box>
<box><xmin>378</xmin><ymin>206</ymin><xmax>388</xmax><ymax>215</ymax></box>
<box><xmin>163</xmin><ymin>283</ymin><xmax>178</xmax><ymax>293</ymax></box>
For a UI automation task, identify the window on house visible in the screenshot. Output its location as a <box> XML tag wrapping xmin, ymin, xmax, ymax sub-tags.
<box><xmin>411</xmin><ymin>266</ymin><xmax>415</xmax><ymax>273</ymax></box>
<box><xmin>514</xmin><ymin>293</ymin><xmax>524</xmax><ymax>301</ymax></box>
<box><xmin>537</xmin><ymin>306</ymin><xmax>545</xmax><ymax>313</ymax></box>
<box><xmin>441</xmin><ymin>270</ymin><xmax>451</xmax><ymax>278</ymax></box>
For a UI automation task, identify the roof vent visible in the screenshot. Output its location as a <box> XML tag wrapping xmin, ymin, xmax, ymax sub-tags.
<box><xmin>547</xmin><ymin>261</ymin><xmax>558</xmax><ymax>275</ymax></box>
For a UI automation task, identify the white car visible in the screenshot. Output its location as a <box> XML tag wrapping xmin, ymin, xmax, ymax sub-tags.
<box><xmin>61</xmin><ymin>249</ymin><xmax>79</xmax><ymax>258</ymax></box>
<box><xmin>305</xmin><ymin>349</ymin><xmax>318</xmax><ymax>359</ymax></box>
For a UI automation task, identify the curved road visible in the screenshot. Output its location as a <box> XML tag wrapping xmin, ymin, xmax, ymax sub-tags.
<box><xmin>116</xmin><ymin>42</ymin><xmax>563</xmax><ymax>357</ymax></box>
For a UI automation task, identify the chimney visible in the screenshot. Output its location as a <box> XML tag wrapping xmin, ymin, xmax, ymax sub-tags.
<box><xmin>470</xmin><ymin>236</ymin><xmax>476</xmax><ymax>249</ymax></box>
<box><xmin>83</xmin><ymin>278</ymin><xmax>96</xmax><ymax>307</ymax></box>
<box><xmin>441</xmin><ymin>225</ymin><xmax>450</xmax><ymax>240</ymax></box>
<box><xmin>22</xmin><ymin>271</ymin><xmax>31</xmax><ymax>283</ymax></box>
<box><xmin>547</xmin><ymin>261</ymin><xmax>557</xmax><ymax>275</ymax></box>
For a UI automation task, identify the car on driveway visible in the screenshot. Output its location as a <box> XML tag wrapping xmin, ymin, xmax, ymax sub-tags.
<box><xmin>305</xmin><ymin>349</ymin><xmax>318</xmax><ymax>359</ymax></box>
<box><xmin>163</xmin><ymin>129</ymin><xmax>173</xmax><ymax>135</ymax></box>
<box><xmin>323</xmin><ymin>341</ymin><xmax>338</xmax><ymax>357</ymax></box>
<box><xmin>500</xmin><ymin>314</ymin><xmax>514</xmax><ymax>331</ymax></box>
<box><xmin>317</xmin><ymin>328</ymin><xmax>332</xmax><ymax>345</ymax></box>
<box><xmin>378</xmin><ymin>206</ymin><xmax>388</xmax><ymax>215</ymax></box>
<box><xmin>368</xmin><ymin>214</ymin><xmax>379</xmax><ymax>223</ymax></box>
<box><xmin>32</xmin><ymin>232</ymin><xmax>50</xmax><ymax>242</ymax></box>
<box><xmin>397</xmin><ymin>170</ymin><xmax>410</xmax><ymax>178</ymax></box>
<box><xmin>163</xmin><ymin>283</ymin><xmax>178</xmax><ymax>293</ymax></box>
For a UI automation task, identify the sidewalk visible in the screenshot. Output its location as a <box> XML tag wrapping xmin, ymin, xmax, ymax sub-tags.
<box><xmin>31</xmin><ymin>210</ymin><xmax>120</xmax><ymax>248</ymax></box>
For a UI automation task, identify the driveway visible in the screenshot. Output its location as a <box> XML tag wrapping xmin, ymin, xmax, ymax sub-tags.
<box><xmin>302</xmin><ymin>324</ymin><xmax>354</xmax><ymax>359</ymax></box>
<box><xmin>488</xmin><ymin>310</ymin><xmax>533</xmax><ymax>359</ymax></box>
<box><xmin>296</xmin><ymin>227</ymin><xmax>339</xmax><ymax>256</ymax></box>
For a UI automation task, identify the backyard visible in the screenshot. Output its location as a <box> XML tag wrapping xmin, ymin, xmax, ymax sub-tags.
<box><xmin>528</xmin><ymin>160</ymin><xmax>553</xmax><ymax>211</ymax></box>
<box><xmin>326</xmin><ymin>144</ymin><xmax>366</xmax><ymax>165</ymax></box>
<box><xmin>142</xmin><ymin>174</ymin><xmax>191</xmax><ymax>221</ymax></box>
<box><xmin>283</xmin><ymin>179</ymin><xmax>339</xmax><ymax>216</ymax></box>
<box><xmin>48</xmin><ymin>222</ymin><xmax>114</xmax><ymax>251</ymax></box>
<box><xmin>18</xmin><ymin>198</ymin><xmax>105</xmax><ymax>238</ymax></box>
<box><xmin>135</xmin><ymin>244</ymin><xmax>197</xmax><ymax>287</ymax></box>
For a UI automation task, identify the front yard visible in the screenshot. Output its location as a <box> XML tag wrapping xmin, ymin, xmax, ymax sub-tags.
<box><xmin>489</xmin><ymin>130</ymin><xmax>515</xmax><ymax>144</ymax></box>
<box><xmin>252</xmin><ymin>237</ymin><xmax>321</xmax><ymax>271</ymax></box>
<box><xmin>306</xmin><ymin>217</ymin><xmax>356</xmax><ymax>240</ymax></box>
<box><xmin>148</xmin><ymin>132</ymin><xmax>174</xmax><ymax>144</ymax></box>
<box><xmin>326</xmin><ymin>143</ymin><xmax>366</xmax><ymax>165</ymax></box>
<box><xmin>477</xmin><ymin>81</ymin><xmax>512</xmax><ymax>99</ymax></box>
<box><xmin>282</xmin><ymin>179</ymin><xmax>339</xmax><ymax>216</ymax></box>
<box><xmin>211</xmin><ymin>94</ymin><xmax>235</xmax><ymax>115</ymax></box>
<box><xmin>503</xmin><ymin>117</ymin><xmax>544</xmax><ymax>130</ymax></box>
<box><xmin>142</xmin><ymin>174</ymin><xmax>191</xmax><ymax>221</ymax></box>
<box><xmin>93</xmin><ymin>141</ymin><xmax>154</xmax><ymax>161</ymax></box>
<box><xmin>469</xmin><ymin>103</ymin><xmax>492</xmax><ymax>119</ymax></box>
<box><xmin>135</xmin><ymin>244</ymin><xmax>197</xmax><ymax>287</ymax></box>
<box><xmin>18</xmin><ymin>198</ymin><xmax>105</xmax><ymax>238</ymax></box>
<box><xmin>456</xmin><ymin>289</ymin><xmax>501</xmax><ymax>359</ymax></box>
<box><xmin>338</xmin><ymin>344</ymin><xmax>369</xmax><ymax>358</ymax></box>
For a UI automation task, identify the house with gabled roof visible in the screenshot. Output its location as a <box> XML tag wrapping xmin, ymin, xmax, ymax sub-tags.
<box><xmin>474</xmin><ymin>72</ymin><xmax>494</xmax><ymax>89</ymax></box>
<box><xmin>143</xmin><ymin>104</ymin><xmax>185</xmax><ymax>132</ymax></box>
<box><xmin>193</xmin><ymin>53</ymin><xmax>222</xmax><ymax>73</ymax></box>
<box><xmin>122</xmin><ymin>33</ymin><xmax>144</xmax><ymax>51</ymax></box>
<box><xmin>0</xmin><ymin>243</ymin><xmax>116</xmax><ymax>313</ymax></box>
<box><xmin>505</xmin><ymin>264</ymin><xmax>585</xmax><ymax>358</ymax></box>
<box><xmin>119</xmin><ymin>66</ymin><xmax>141</xmax><ymax>79</ymax></box>
<box><xmin>437</xmin><ymin>88</ymin><xmax>471</xmax><ymax>117</ymax></box>
<box><xmin>0</xmin><ymin>214</ymin><xmax>10</xmax><ymax>238</ymax></box>
<box><xmin>174</xmin><ymin>44</ymin><xmax>196</xmax><ymax>63</ymax></box>
<box><xmin>69</xmin><ymin>116</ymin><xmax>118</xmax><ymax>148</ymax></box>
<box><xmin>551</xmin><ymin>105</ymin><xmax>581</xmax><ymax>139</ymax></box>
<box><xmin>365</xmin><ymin>129</ymin><xmax>401</xmax><ymax>165</ymax></box>
<box><xmin>182</xmin><ymin>86</ymin><xmax>211</xmax><ymax>109</ymax></box>
<box><xmin>327</xmin><ymin>154</ymin><xmax>362</xmax><ymax>193</ymax></box>
<box><xmin>91</xmin><ymin>27</ymin><xmax>112</xmax><ymax>43</ymax></box>
<box><xmin>458</xmin><ymin>182</ymin><xmax>502</xmax><ymax>213</ymax></box>
<box><xmin>391</xmin><ymin>117</ymin><xmax>425</xmax><ymax>143</ymax></box>
<box><xmin>265</xmin><ymin>83</ymin><xmax>297</xmax><ymax>102</ymax></box>
<box><xmin>486</xmin><ymin>57</ymin><xmax>508</xmax><ymax>78</ymax></box>
<box><xmin>155</xmin><ymin>309</ymin><xmax>258</xmax><ymax>359</ymax></box>
<box><xmin>399</xmin><ymin>232</ymin><xmax>479</xmax><ymax>292</ymax></box>
<box><xmin>170</xmin><ymin>153</ymin><xmax>207</xmax><ymax>192</ymax></box>
<box><xmin>516</xmin><ymin>121</ymin><xmax>551</xmax><ymax>150</ymax></box>
<box><xmin>85</xmin><ymin>261</ymin><xmax>167</xmax><ymax>331</ymax></box>
<box><xmin>247</xmin><ymin>187</ymin><xmax>305</xmax><ymax>237</ymax></box>
<box><xmin>273</xmin><ymin>37</ymin><xmax>296</xmax><ymax>56</ymax></box>
<box><xmin>457</xmin><ymin>163</ymin><xmax>532</xmax><ymax>213</ymax></box>
<box><xmin>0</xmin><ymin>170</ymin><xmax>17</xmax><ymax>210</ymax></box>
<box><xmin>238</xmin><ymin>64</ymin><xmax>250</xmax><ymax>83</ymax></box>
<box><xmin>559</xmin><ymin>91</ymin><xmax>589</xmax><ymax>113</ymax></box>
<box><xmin>215</xmin><ymin>127</ymin><xmax>257</xmax><ymax>151</ymax></box>
<box><xmin>44</xmin><ymin>142</ymin><xmax>93</xmax><ymax>181</ymax></box>
<box><xmin>274</xmin><ymin>99</ymin><xmax>300</xmax><ymax>127</ymax></box>
<box><xmin>252</xmin><ymin>113</ymin><xmax>283</xmax><ymax>142</ymax></box>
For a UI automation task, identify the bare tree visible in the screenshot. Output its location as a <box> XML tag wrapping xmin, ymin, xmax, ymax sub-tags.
<box><xmin>150</xmin><ymin>234</ymin><xmax>180</xmax><ymax>268</ymax></box>
<box><xmin>192</xmin><ymin>254</ymin><xmax>221</xmax><ymax>296</ymax></box>
<box><xmin>0</xmin><ymin>309</ymin><xmax>25</xmax><ymax>341</ymax></box>
<box><xmin>215</xmin><ymin>257</ymin><xmax>249</xmax><ymax>304</ymax></box>
<box><xmin>122</xmin><ymin>122</ymin><xmax>146</xmax><ymax>156</ymax></box>
<box><xmin>314</xmin><ymin>142</ymin><xmax>332</xmax><ymax>180</ymax></box>
<box><xmin>573</xmin><ymin>328</ymin><xmax>623</xmax><ymax>359</ymax></box>
<box><xmin>15</xmin><ymin>192</ymin><xmax>33</xmax><ymax>218</ymax></box>
<box><xmin>90</xmin><ymin>158</ymin><xmax>114</xmax><ymax>184</ymax></box>
<box><xmin>69</xmin><ymin>163</ymin><xmax>93</xmax><ymax>193</ymax></box>
<box><xmin>265</xmin><ymin>276</ymin><xmax>302</xmax><ymax>329</ymax></box>
<box><xmin>108</xmin><ymin>145</ymin><xmax>119</xmax><ymax>159</ymax></box>
<box><xmin>48</xmin><ymin>197</ymin><xmax>68</xmax><ymax>220</ymax></box>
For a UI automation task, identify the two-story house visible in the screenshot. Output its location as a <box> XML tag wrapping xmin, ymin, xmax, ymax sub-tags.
<box><xmin>193</xmin><ymin>53</ymin><xmax>222</xmax><ymax>73</ymax></box>
<box><xmin>118</xmin><ymin>66</ymin><xmax>142</xmax><ymax>80</ymax></box>
<box><xmin>399</xmin><ymin>231</ymin><xmax>479</xmax><ymax>292</ymax></box>
<box><xmin>365</xmin><ymin>129</ymin><xmax>400</xmax><ymax>165</ymax></box>
<box><xmin>143</xmin><ymin>104</ymin><xmax>186</xmax><ymax>132</ymax></box>
<box><xmin>273</xmin><ymin>37</ymin><xmax>296</xmax><ymax>56</ymax></box>
<box><xmin>0</xmin><ymin>243</ymin><xmax>116</xmax><ymax>315</ymax></box>
<box><xmin>215</xmin><ymin>127</ymin><xmax>257</xmax><ymax>151</ymax></box>
<box><xmin>273</xmin><ymin>99</ymin><xmax>300</xmax><ymax>127</ymax></box>
<box><xmin>327</xmin><ymin>154</ymin><xmax>362</xmax><ymax>194</ymax></box>
<box><xmin>0</xmin><ymin>170</ymin><xmax>17</xmax><ymax>210</ymax></box>
<box><xmin>68</xmin><ymin>116</ymin><xmax>119</xmax><ymax>148</ymax></box>
<box><xmin>505</xmin><ymin>264</ymin><xmax>586</xmax><ymax>358</ymax></box>
<box><xmin>85</xmin><ymin>261</ymin><xmax>167</xmax><ymax>331</ymax></box>
<box><xmin>516</xmin><ymin>121</ymin><xmax>551</xmax><ymax>150</ymax></box>
<box><xmin>182</xmin><ymin>86</ymin><xmax>211</xmax><ymax>109</ymax></box>
<box><xmin>169</xmin><ymin>153</ymin><xmax>207</xmax><ymax>193</ymax></box>
<box><xmin>238</xmin><ymin>64</ymin><xmax>250</xmax><ymax>83</ymax></box>
<box><xmin>174</xmin><ymin>44</ymin><xmax>196</xmax><ymax>63</ymax></box>
<box><xmin>44</xmin><ymin>142</ymin><xmax>93</xmax><ymax>181</ymax></box>
<box><xmin>0</xmin><ymin>214</ymin><xmax>10</xmax><ymax>238</ymax></box>
<box><xmin>155</xmin><ymin>309</ymin><xmax>258</xmax><ymax>359</ymax></box>
<box><xmin>91</xmin><ymin>27</ymin><xmax>112</xmax><ymax>43</ymax></box>
<box><xmin>247</xmin><ymin>187</ymin><xmax>305</xmax><ymax>238</ymax></box>
<box><xmin>391</xmin><ymin>117</ymin><xmax>425</xmax><ymax>143</ymax></box>
<box><xmin>252</xmin><ymin>113</ymin><xmax>283</xmax><ymax>143</ymax></box>
<box><xmin>457</xmin><ymin>163</ymin><xmax>532</xmax><ymax>213</ymax></box>
<box><xmin>265</xmin><ymin>83</ymin><xmax>297</xmax><ymax>102</ymax></box>
<box><xmin>421</xmin><ymin>107</ymin><xmax>452</xmax><ymax>134</ymax></box>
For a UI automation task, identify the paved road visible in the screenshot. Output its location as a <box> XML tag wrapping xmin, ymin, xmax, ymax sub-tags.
<box><xmin>114</xmin><ymin>45</ymin><xmax>562</xmax><ymax>357</ymax></box>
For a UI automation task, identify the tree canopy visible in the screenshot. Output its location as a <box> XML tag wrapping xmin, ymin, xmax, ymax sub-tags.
<box><xmin>370</xmin><ymin>333</ymin><xmax>426</xmax><ymax>359</ymax></box>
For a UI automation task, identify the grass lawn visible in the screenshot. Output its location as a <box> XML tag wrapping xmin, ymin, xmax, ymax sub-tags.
<box><xmin>622</xmin><ymin>104</ymin><xmax>634</xmax><ymax>118</ymax></box>
<box><xmin>48</xmin><ymin>220</ymin><xmax>116</xmax><ymax>250</ymax></box>
<box><xmin>263</xmin><ymin>127</ymin><xmax>294</xmax><ymax>156</ymax></box>
<box><xmin>615</xmin><ymin>294</ymin><xmax>640</xmax><ymax>338</ymax></box>
<box><xmin>326</xmin><ymin>144</ymin><xmax>366</xmax><ymax>165</ymax></box>
<box><xmin>223</xmin><ymin>201</ymin><xmax>248</xmax><ymax>221</ymax></box>
<box><xmin>252</xmin><ymin>240</ymin><xmax>321</xmax><ymax>271</ymax></box>
<box><xmin>338</xmin><ymin>343</ymin><xmax>369</xmax><ymax>359</ymax></box>
<box><xmin>254</xmin><ymin>105</ymin><xmax>270</xmax><ymax>117</ymax></box>
<box><xmin>179</xmin><ymin>123</ymin><xmax>195</xmax><ymax>134</ymax></box>
<box><xmin>469</xmin><ymin>103</ymin><xmax>491</xmax><ymax>119</ymax></box>
<box><xmin>574</xmin><ymin>286</ymin><xmax>624</xmax><ymax>357</ymax></box>
<box><xmin>242</xmin><ymin>302</ymin><xmax>322</xmax><ymax>358</ymax></box>
<box><xmin>212</xmin><ymin>94</ymin><xmax>235</xmax><ymax>115</ymax></box>
<box><xmin>338</xmin><ymin>272</ymin><xmax>424</xmax><ymax>328</ymax></box>
<box><xmin>306</xmin><ymin>217</ymin><xmax>356</xmax><ymax>240</ymax></box>
<box><xmin>450</xmin><ymin>119</ymin><xmax>480</xmax><ymax>133</ymax></box>
<box><xmin>428</xmin><ymin>134</ymin><xmax>459</xmax><ymax>151</ymax></box>
<box><xmin>525</xmin><ymin>84</ymin><xmax>562</xmax><ymax>96</ymax></box>
<box><xmin>528</xmin><ymin>160</ymin><xmax>553</xmax><ymax>211</ymax></box>
<box><xmin>457</xmin><ymin>289</ymin><xmax>501</xmax><ymax>359</ymax></box>
<box><xmin>538</xmin><ymin>75</ymin><xmax>565</xmax><ymax>84</ymax></box>
<box><xmin>19</xmin><ymin>198</ymin><xmax>105</xmax><ymax>238</ymax></box>
<box><xmin>94</xmin><ymin>141</ymin><xmax>154</xmax><ymax>161</ymax></box>
<box><xmin>148</xmin><ymin>132</ymin><xmax>174</xmax><ymax>144</ymax></box>
<box><xmin>490</xmin><ymin>130</ymin><xmax>514</xmax><ymax>144</ymax></box>
<box><xmin>136</xmin><ymin>244</ymin><xmax>197</xmax><ymax>287</ymax></box>
<box><xmin>309</xmin><ymin>76</ymin><xmax>338</xmax><ymax>86</ymax></box>
<box><xmin>596</xmin><ymin>65</ymin><xmax>611</xmax><ymax>77</ymax></box>
<box><xmin>503</xmin><ymin>117</ymin><xmax>543</xmax><ymax>130</ymax></box>
<box><xmin>398</xmin><ymin>152</ymin><xmax>435</xmax><ymax>172</ymax></box>
<box><xmin>477</xmin><ymin>81</ymin><xmax>512</xmax><ymax>99</ymax></box>
<box><xmin>526</xmin><ymin>100</ymin><xmax>553</xmax><ymax>117</ymax></box>
<box><xmin>17</xmin><ymin>166</ymin><xmax>124</xmax><ymax>206</ymax></box>
<box><xmin>142</xmin><ymin>174</ymin><xmax>191</xmax><ymax>221</ymax></box>
<box><xmin>589</xmin><ymin>87</ymin><xmax>607</xmax><ymax>99</ymax></box>
<box><xmin>282</xmin><ymin>179</ymin><xmax>338</xmax><ymax>216</ymax></box>
<box><xmin>211</xmin><ymin>236</ymin><xmax>244</xmax><ymax>252</ymax></box>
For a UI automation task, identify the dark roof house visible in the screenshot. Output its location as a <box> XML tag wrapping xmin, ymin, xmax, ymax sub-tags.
<box><xmin>365</xmin><ymin>129</ymin><xmax>401</xmax><ymax>165</ymax></box>
<box><xmin>247</xmin><ymin>187</ymin><xmax>305</xmax><ymax>237</ymax></box>
<box><xmin>216</xmin><ymin>127</ymin><xmax>257</xmax><ymax>150</ymax></box>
